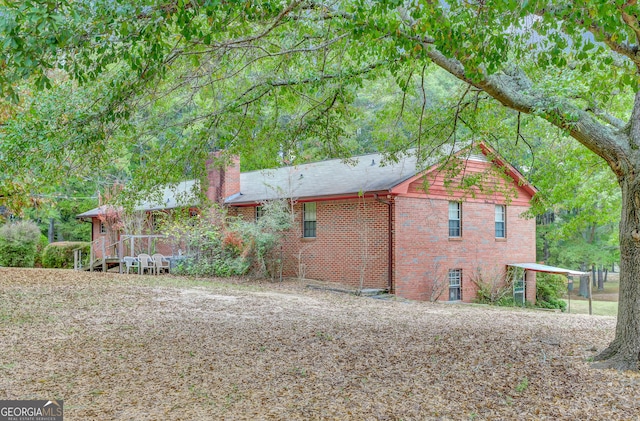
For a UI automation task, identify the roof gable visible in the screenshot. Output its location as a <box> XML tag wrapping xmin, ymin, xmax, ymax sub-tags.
<box><xmin>389</xmin><ymin>143</ymin><xmax>537</xmax><ymax>200</ymax></box>
<box><xmin>478</xmin><ymin>142</ymin><xmax>537</xmax><ymax>197</ymax></box>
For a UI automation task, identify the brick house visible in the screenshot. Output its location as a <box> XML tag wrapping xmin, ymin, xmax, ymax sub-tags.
<box><xmin>226</xmin><ymin>143</ymin><xmax>537</xmax><ymax>303</ymax></box>
<box><xmin>79</xmin><ymin>143</ymin><xmax>537</xmax><ymax>302</ymax></box>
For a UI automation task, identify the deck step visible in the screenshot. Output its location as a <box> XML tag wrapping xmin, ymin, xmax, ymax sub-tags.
<box><xmin>85</xmin><ymin>258</ymin><xmax>121</xmax><ymax>272</ymax></box>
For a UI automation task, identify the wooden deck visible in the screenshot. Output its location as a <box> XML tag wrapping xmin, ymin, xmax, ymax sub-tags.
<box><xmin>82</xmin><ymin>258</ymin><xmax>122</xmax><ymax>272</ymax></box>
<box><xmin>74</xmin><ymin>234</ymin><xmax>171</xmax><ymax>273</ymax></box>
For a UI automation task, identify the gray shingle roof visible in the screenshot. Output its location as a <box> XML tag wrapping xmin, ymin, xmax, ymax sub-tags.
<box><xmin>225</xmin><ymin>151</ymin><xmax>427</xmax><ymax>205</ymax></box>
<box><xmin>78</xmin><ymin>144</ymin><xmax>486</xmax><ymax>217</ymax></box>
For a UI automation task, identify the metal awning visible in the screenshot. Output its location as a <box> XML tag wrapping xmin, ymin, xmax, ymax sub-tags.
<box><xmin>507</xmin><ymin>263</ymin><xmax>588</xmax><ymax>277</ymax></box>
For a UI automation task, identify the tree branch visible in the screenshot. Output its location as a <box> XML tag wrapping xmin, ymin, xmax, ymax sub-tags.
<box><xmin>268</xmin><ymin>59</ymin><xmax>391</xmax><ymax>87</ymax></box>
<box><xmin>629</xmin><ymin>90</ymin><xmax>640</xmax><ymax>147</ymax></box>
<box><xmin>587</xmin><ymin>25</ymin><xmax>640</xmax><ymax>66</ymax></box>
<box><xmin>621</xmin><ymin>0</ymin><xmax>640</xmax><ymax>46</ymax></box>
<box><xmin>195</xmin><ymin>33</ymin><xmax>349</xmax><ymax>57</ymax></box>
<box><xmin>536</xmin><ymin>3</ymin><xmax>640</xmax><ymax>67</ymax></box>
<box><xmin>422</xmin><ymin>44</ymin><xmax>627</xmax><ymax>171</ymax></box>
<box><xmin>586</xmin><ymin>103</ymin><xmax>627</xmax><ymax>130</ymax></box>
<box><xmin>220</xmin><ymin>1</ymin><xmax>303</xmax><ymax>48</ymax></box>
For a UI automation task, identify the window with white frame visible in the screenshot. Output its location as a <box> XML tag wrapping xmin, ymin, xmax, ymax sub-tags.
<box><xmin>303</xmin><ymin>202</ymin><xmax>317</xmax><ymax>238</ymax></box>
<box><xmin>448</xmin><ymin>201</ymin><xmax>461</xmax><ymax>237</ymax></box>
<box><xmin>449</xmin><ymin>269</ymin><xmax>462</xmax><ymax>301</ymax></box>
<box><xmin>495</xmin><ymin>205</ymin><xmax>506</xmax><ymax>238</ymax></box>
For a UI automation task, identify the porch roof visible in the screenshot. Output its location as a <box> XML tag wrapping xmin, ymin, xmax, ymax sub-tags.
<box><xmin>77</xmin><ymin>180</ymin><xmax>198</xmax><ymax>219</ymax></box>
<box><xmin>507</xmin><ymin>263</ymin><xmax>588</xmax><ymax>277</ymax></box>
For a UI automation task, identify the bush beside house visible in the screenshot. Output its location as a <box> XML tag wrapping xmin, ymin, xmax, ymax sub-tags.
<box><xmin>166</xmin><ymin>201</ymin><xmax>291</xmax><ymax>278</ymax></box>
<box><xmin>42</xmin><ymin>242</ymin><xmax>90</xmax><ymax>269</ymax></box>
<box><xmin>0</xmin><ymin>221</ymin><xmax>42</xmax><ymax>267</ymax></box>
<box><xmin>536</xmin><ymin>273</ymin><xmax>567</xmax><ymax>311</ymax></box>
<box><xmin>34</xmin><ymin>235</ymin><xmax>49</xmax><ymax>267</ymax></box>
<box><xmin>474</xmin><ymin>271</ymin><xmax>568</xmax><ymax>311</ymax></box>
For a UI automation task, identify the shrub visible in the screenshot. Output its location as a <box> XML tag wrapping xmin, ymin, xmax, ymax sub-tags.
<box><xmin>42</xmin><ymin>242</ymin><xmax>90</xmax><ymax>269</ymax></box>
<box><xmin>471</xmin><ymin>268</ymin><xmax>511</xmax><ymax>305</ymax></box>
<box><xmin>166</xmin><ymin>200</ymin><xmax>291</xmax><ymax>278</ymax></box>
<box><xmin>496</xmin><ymin>295</ymin><xmax>517</xmax><ymax>307</ymax></box>
<box><xmin>536</xmin><ymin>273</ymin><xmax>567</xmax><ymax>311</ymax></box>
<box><xmin>34</xmin><ymin>235</ymin><xmax>49</xmax><ymax>268</ymax></box>
<box><xmin>0</xmin><ymin>221</ymin><xmax>42</xmax><ymax>267</ymax></box>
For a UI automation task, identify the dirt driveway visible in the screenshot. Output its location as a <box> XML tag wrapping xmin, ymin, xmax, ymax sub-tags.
<box><xmin>0</xmin><ymin>268</ymin><xmax>638</xmax><ymax>420</ymax></box>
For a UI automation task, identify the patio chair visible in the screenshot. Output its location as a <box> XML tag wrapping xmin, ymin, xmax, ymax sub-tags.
<box><xmin>123</xmin><ymin>256</ymin><xmax>139</xmax><ymax>274</ymax></box>
<box><xmin>152</xmin><ymin>253</ymin><xmax>170</xmax><ymax>274</ymax></box>
<box><xmin>138</xmin><ymin>253</ymin><xmax>156</xmax><ymax>275</ymax></box>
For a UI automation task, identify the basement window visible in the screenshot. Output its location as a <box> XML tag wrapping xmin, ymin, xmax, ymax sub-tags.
<box><xmin>449</xmin><ymin>269</ymin><xmax>462</xmax><ymax>301</ymax></box>
<box><xmin>303</xmin><ymin>202</ymin><xmax>317</xmax><ymax>238</ymax></box>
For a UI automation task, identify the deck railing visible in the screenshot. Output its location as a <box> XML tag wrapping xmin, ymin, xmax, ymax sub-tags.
<box><xmin>77</xmin><ymin>234</ymin><xmax>171</xmax><ymax>272</ymax></box>
<box><xmin>73</xmin><ymin>247</ymin><xmax>84</xmax><ymax>271</ymax></box>
<box><xmin>118</xmin><ymin>234</ymin><xmax>169</xmax><ymax>259</ymax></box>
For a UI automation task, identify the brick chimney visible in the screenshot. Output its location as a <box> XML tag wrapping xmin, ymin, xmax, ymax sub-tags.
<box><xmin>206</xmin><ymin>151</ymin><xmax>241</xmax><ymax>204</ymax></box>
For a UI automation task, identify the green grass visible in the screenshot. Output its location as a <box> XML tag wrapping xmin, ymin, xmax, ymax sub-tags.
<box><xmin>572</xmin><ymin>279</ymin><xmax>619</xmax><ymax>301</ymax></box>
<box><xmin>562</xmin><ymin>299</ymin><xmax>618</xmax><ymax>316</ymax></box>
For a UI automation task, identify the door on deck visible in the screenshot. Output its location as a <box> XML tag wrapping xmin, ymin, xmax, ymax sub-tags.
<box><xmin>510</xmin><ymin>267</ymin><xmax>526</xmax><ymax>306</ymax></box>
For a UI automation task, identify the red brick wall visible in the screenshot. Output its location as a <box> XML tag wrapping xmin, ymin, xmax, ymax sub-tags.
<box><xmin>390</xmin><ymin>157</ymin><xmax>537</xmax><ymax>302</ymax></box>
<box><xmin>393</xmin><ymin>197</ymin><xmax>536</xmax><ymax>302</ymax></box>
<box><xmin>235</xmin><ymin>198</ymin><xmax>391</xmax><ymax>289</ymax></box>
<box><xmin>206</xmin><ymin>152</ymin><xmax>240</xmax><ymax>204</ymax></box>
<box><xmin>234</xmin><ymin>189</ymin><xmax>535</xmax><ymax>301</ymax></box>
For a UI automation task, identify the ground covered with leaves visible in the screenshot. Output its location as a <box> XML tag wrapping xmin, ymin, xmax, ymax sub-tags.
<box><xmin>1</xmin><ymin>269</ymin><xmax>638</xmax><ymax>420</ymax></box>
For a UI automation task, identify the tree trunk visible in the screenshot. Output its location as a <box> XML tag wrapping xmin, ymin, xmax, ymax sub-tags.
<box><xmin>594</xmin><ymin>177</ymin><xmax>640</xmax><ymax>370</ymax></box>
<box><xmin>48</xmin><ymin>218</ymin><xmax>55</xmax><ymax>243</ymax></box>
<box><xmin>598</xmin><ymin>266</ymin><xmax>604</xmax><ymax>291</ymax></box>
<box><xmin>579</xmin><ymin>275</ymin><xmax>589</xmax><ymax>298</ymax></box>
